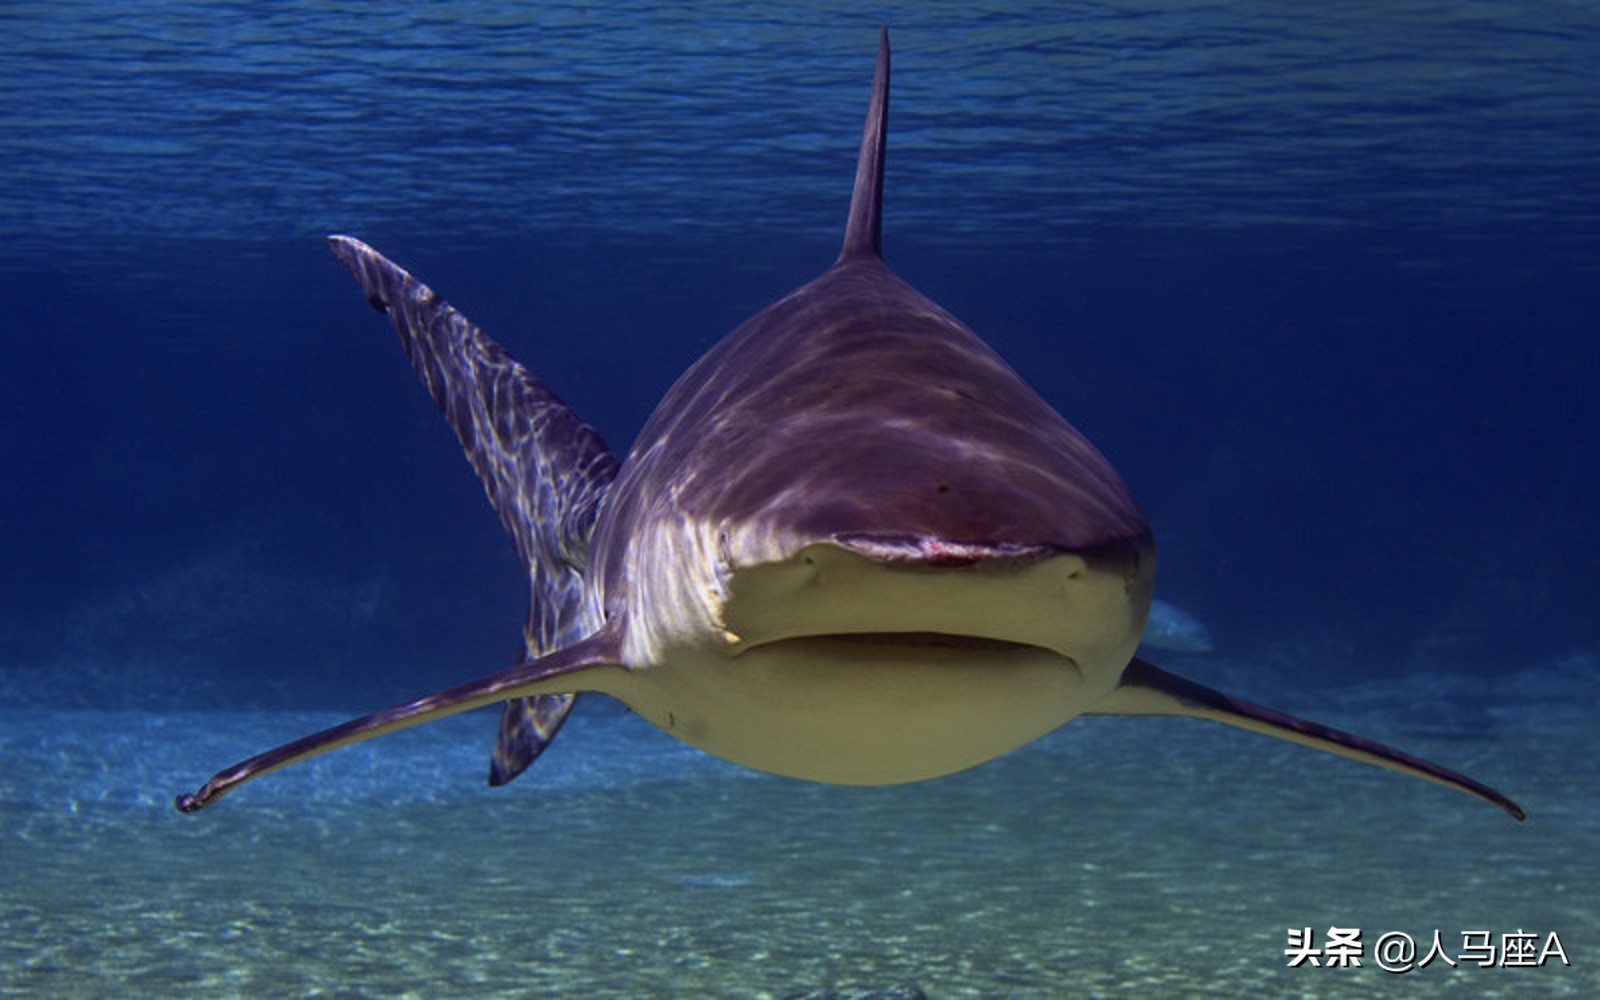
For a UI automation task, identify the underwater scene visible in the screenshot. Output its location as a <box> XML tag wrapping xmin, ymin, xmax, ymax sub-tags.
<box><xmin>2</xmin><ymin>2</ymin><xmax>1597</xmax><ymax>997</ymax></box>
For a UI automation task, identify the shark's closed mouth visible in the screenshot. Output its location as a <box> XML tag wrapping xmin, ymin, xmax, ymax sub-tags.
<box><xmin>762</xmin><ymin>632</ymin><xmax>1049</xmax><ymax>653</ymax></box>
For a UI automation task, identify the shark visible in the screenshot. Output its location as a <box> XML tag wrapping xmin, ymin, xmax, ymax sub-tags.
<box><xmin>176</xmin><ymin>29</ymin><xmax>1523</xmax><ymax>820</ymax></box>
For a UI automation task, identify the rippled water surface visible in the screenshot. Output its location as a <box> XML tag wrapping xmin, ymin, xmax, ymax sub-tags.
<box><xmin>4</xmin><ymin>1</ymin><xmax>1598</xmax><ymax>253</ymax></box>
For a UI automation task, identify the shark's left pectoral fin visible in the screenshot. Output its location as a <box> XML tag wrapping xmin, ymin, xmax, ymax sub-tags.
<box><xmin>325</xmin><ymin>235</ymin><xmax>620</xmax><ymax>576</ymax></box>
<box><xmin>175</xmin><ymin>628</ymin><xmax>626</xmax><ymax>813</ymax></box>
<box><xmin>326</xmin><ymin>235</ymin><xmax>624</xmax><ymax>787</ymax></box>
<box><xmin>1094</xmin><ymin>658</ymin><xmax>1525</xmax><ymax>820</ymax></box>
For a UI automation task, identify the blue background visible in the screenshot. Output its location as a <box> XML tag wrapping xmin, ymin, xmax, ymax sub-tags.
<box><xmin>2</xmin><ymin>1</ymin><xmax>1596</xmax><ymax>713</ymax></box>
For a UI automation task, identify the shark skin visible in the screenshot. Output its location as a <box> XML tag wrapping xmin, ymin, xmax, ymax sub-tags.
<box><xmin>176</xmin><ymin>30</ymin><xmax>1523</xmax><ymax>820</ymax></box>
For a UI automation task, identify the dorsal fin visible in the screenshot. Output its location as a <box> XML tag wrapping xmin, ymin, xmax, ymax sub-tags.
<box><xmin>837</xmin><ymin>27</ymin><xmax>890</xmax><ymax>262</ymax></box>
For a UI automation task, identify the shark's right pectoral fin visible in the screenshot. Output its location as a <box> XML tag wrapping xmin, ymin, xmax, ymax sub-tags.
<box><xmin>1093</xmin><ymin>657</ymin><xmax>1525</xmax><ymax>820</ymax></box>
<box><xmin>175</xmin><ymin>628</ymin><xmax>627</xmax><ymax>813</ymax></box>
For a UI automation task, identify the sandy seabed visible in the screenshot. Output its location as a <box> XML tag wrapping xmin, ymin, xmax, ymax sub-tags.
<box><xmin>1</xmin><ymin>668</ymin><xmax>1592</xmax><ymax>999</ymax></box>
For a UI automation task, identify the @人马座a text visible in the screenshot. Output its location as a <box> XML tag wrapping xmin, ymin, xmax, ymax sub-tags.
<box><xmin>1286</xmin><ymin>927</ymin><xmax>1570</xmax><ymax>973</ymax></box>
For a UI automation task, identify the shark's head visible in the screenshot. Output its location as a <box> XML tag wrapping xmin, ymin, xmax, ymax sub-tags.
<box><xmin>592</xmin><ymin>252</ymin><xmax>1155</xmax><ymax>668</ymax></box>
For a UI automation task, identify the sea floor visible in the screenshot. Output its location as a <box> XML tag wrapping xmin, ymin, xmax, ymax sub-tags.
<box><xmin>1</xmin><ymin>665</ymin><xmax>1594</xmax><ymax>999</ymax></box>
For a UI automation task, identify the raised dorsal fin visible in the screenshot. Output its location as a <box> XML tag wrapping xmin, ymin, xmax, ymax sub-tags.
<box><xmin>837</xmin><ymin>27</ymin><xmax>890</xmax><ymax>262</ymax></box>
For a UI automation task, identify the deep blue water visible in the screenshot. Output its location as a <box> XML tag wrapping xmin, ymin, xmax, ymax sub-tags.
<box><xmin>1</xmin><ymin>3</ymin><xmax>1597</xmax><ymax>996</ymax></box>
<box><xmin>3</xmin><ymin>1</ymin><xmax>1595</xmax><ymax>709</ymax></box>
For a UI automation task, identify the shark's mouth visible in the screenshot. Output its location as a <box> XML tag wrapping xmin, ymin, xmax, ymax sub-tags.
<box><xmin>662</xmin><ymin>620</ymin><xmax>1097</xmax><ymax>787</ymax></box>
<box><xmin>741</xmin><ymin>631</ymin><xmax>1088</xmax><ymax>688</ymax></box>
<box><xmin>800</xmin><ymin>630</ymin><xmax>1042</xmax><ymax>650</ymax></box>
<box><xmin>719</xmin><ymin>537</ymin><xmax>1144</xmax><ymax>679</ymax></box>
<box><xmin>746</xmin><ymin>630</ymin><xmax>1057</xmax><ymax>659</ymax></box>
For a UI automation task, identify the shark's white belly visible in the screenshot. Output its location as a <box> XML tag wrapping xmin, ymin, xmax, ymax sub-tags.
<box><xmin>602</xmin><ymin>634</ymin><xmax>1095</xmax><ymax>784</ymax></box>
<box><xmin>584</xmin><ymin>541</ymin><xmax>1150</xmax><ymax>784</ymax></box>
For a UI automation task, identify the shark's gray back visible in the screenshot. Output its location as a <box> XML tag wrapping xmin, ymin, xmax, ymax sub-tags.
<box><xmin>589</xmin><ymin>254</ymin><xmax>1152</xmax><ymax>613</ymax></box>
